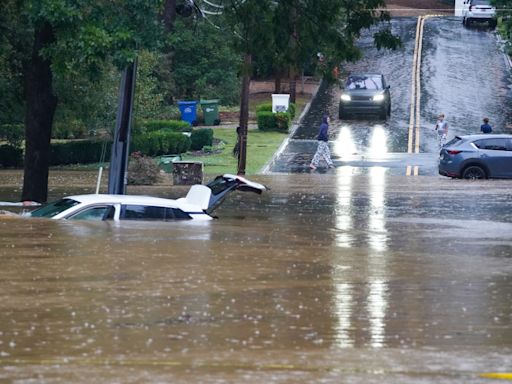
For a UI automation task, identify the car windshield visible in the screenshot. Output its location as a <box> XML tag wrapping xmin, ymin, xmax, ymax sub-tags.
<box><xmin>29</xmin><ymin>198</ymin><xmax>80</xmax><ymax>217</ymax></box>
<box><xmin>346</xmin><ymin>75</ymin><xmax>383</xmax><ymax>90</ymax></box>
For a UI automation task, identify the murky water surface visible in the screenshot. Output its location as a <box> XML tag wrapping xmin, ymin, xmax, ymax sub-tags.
<box><xmin>1</xmin><ymin>172</ymin><xmax>512</xmax><ymax>383</ymax></box>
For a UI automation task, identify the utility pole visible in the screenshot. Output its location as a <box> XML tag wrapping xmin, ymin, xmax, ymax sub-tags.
<box><xmin>107</xmin><ymin>60</ymin><xmax>137</xmax><ymax>194</ymax></box>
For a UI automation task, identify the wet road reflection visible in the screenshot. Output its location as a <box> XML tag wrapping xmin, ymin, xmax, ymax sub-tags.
<box><xmin>1</xmin><ymin>174</ymin><xmax>512</xmax><ymax>382</ymax></box>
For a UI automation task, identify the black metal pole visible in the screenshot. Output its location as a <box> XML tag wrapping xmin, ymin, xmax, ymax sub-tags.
<box><xmin>108</xmin><ymin>60</ymin><xmax>137</xmax><ymax>194</ymax></box>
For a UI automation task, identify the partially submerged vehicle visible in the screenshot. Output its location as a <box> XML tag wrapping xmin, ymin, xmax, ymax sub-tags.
<box><xmin>25</xmin><ymin>174</ymin><xmax>267</xmax><ymax>221</ymax></box>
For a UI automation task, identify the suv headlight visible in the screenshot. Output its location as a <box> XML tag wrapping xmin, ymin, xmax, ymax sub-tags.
<box><xmin>341</xmin><ymin>94</ymin><xmax>351</xmax><ymax>101</ymax></box>
<box><xmin>373</xmin><ymin>94</ymin><xmax>385</xmax><ymax>102</ymax></box>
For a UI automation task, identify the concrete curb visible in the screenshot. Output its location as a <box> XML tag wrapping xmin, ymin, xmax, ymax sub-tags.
<box><xmin>260</xmin><ymin>80</ymin><xmax>323</xmax><ymax>174</ymax></box>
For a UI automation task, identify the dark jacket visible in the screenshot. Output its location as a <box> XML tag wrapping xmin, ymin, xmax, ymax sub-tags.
<box><xmin>480</xmin><ymin>123</ymin><xmax>492</xmax><ymax>134</ymax></box>
<box><xmin>317</xmin><ymin>115</ymin><xmax>329</xmax><ymax>142</ymax></box>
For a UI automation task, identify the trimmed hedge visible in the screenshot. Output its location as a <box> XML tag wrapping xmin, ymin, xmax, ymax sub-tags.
<box><xmin>131</xmin><ymin>130</ymin><xmax>191</xmax><ymax>156</ymax></box>
<box><xmin>255</xmin><ymin>102</ymin><xmax>295</xmax><ymax>119</ymax></box>
<box><xmin>190</xmin><ymin>128</ymin><xmax>213</xmax><ymax>150</ymax></box>
<box><xmin>256</xmin><ymin>103</ymin><xmax>272</xmax><ymax>113</ymax></box>
<box><xmin>255</xmin><ymin>101</ymin><xmax>295</xmax><ymax>132</ymax></box>
<box><xmin>50</xmin><ymin>140</ymin><xmax>111</xmax><ymax>166</ymax></box>
<box><xmin>257</xmin><ymin>111</ymin><xmax>291</xmax><ymax>132</ymax></box>
<box><xmin>135</xmin><ymin>119</ymin><xmax>191</xmax><ymax>134</ymax></box>
<box><xmin>0</xmin><ymin>144</ymin><xmax>23</xmax><ymax>168</ymax></box>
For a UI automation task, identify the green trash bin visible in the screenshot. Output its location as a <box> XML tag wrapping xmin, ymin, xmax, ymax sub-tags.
<box><xmin>200</xmin><ymin>99</ymin><xmax>220</xmax><ymax>126</ymax></box>
<box><xmin>158</xmin><ymin>154</ymin><xmax>182</xmax><ymax>173</ymax></box>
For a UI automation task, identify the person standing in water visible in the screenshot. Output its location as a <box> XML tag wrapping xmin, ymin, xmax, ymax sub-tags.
<box><xmin>310</xmin><ymin>114</ymin><xmax>334</xmax><ymax>170</ymax></box>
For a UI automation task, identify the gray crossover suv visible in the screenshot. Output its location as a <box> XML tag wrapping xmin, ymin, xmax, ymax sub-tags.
<box><xmin>339</xmin><ymin>73</ymin><xmax>391</xmax><ymax>120</ymax></box>
<box><xmin>439</xmin><ymin>134</ymin><xmax>512</xmax><ymax>179</ymax></box>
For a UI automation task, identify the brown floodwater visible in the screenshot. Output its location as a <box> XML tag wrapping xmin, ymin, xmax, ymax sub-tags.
<box><xmin>0</xmin><ymin>170</ymin><xmax>511</xmax><ymax>383</ymax></box>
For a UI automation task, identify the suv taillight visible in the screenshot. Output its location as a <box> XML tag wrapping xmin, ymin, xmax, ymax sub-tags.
<box><xmin>447</xmin><ymin>150</ymin><xmax>462</xmax><ymax>155</ymax></box>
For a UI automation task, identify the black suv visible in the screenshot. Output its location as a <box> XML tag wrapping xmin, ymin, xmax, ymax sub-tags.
<box><xmin>339</xmin><ymin>73</ymin><xmax>391</xmax><ymax>120</ymax></box>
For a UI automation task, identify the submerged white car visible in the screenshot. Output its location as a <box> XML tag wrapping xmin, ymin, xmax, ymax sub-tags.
<box><xmin>25</xmin><ymin>174</ymin><xmax>267</xmax><ymax>221</ymax></box>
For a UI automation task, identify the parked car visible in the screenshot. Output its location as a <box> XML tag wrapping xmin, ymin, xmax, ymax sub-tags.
<box><xmin>439</xmin><ymin>134</ymin><xmax>512</xmax><ymax>179</ymax></box>
<box><xmin>24</xmin><ymin>174</ymin><xmax>267</xmax><ymax>221</ymax></box>
<box><xmin>339</xmin><ymin>73</ymin><xmax>391</xmax><ymax>120</ymax></box>
<box><xmin>462</xmin><ymin>0</ymin><xmax>497</xmax><ymax>28</ymax></box>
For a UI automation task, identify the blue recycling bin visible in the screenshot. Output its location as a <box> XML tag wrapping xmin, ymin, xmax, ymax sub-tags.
<box><xmin>177</xmin><ymin>100</ymin><xmax>198</xmax><ymax>126</ymax></box>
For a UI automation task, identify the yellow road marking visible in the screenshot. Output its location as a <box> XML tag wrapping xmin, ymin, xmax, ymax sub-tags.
<box><xmin>480</xmin><ymin>373</ymin><xmax>512</xmax><ymax>380</ymax></box>
<box><xmin>408</xmin><ymin>16</ymin><xmax>422</xmax><ymax>154</ymax></box>
<box><xmin>406</xmin><ymin>165</ymin><xmax>412</xmax><ymax>176</ymax></box>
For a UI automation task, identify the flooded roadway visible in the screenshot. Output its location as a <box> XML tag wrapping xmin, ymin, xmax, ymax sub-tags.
<box><xmin>1</xmin><ymin>172</ymin><xmax>512</xmax><ymax>383</ymax></box>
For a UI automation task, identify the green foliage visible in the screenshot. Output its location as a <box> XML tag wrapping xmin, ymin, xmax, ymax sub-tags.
<box><xmin>49</xmin><ymin>140</ymin><xmax>111</xmax><ymax>166</ymax></box>
<box><xmin>0</xmin><ymin>124</ymin><xmax>24</xmax><ymax>148</ymax></box>
<box><xmin>257</xmin><ymin>111</ymin><xmax>291</xmax><ymax>133</ymax></box>
<box><xmin>256</xmin><ymin>103</ymin><xmax>273</xmax><ymax>113</ymax></box>
<box><xmin>255</xmin><ymin>102</ymin><xmax>295</xmax><ymax>119</ymax></box>
<box><xmin>492</xmin><ymin>1</ymin><xmax>512</xmax><ymax>42</ymax></box>
<box><xmin>0</xmin><ymin>144</ymin><xmax>23</xmax><ymax>168</ymax></box>
<box><xmin>190</xmin><ymin>128</ymin><xmax>214</xmax><ymax>151</ymax></box>
<box><xmin>166</xmin><ymin>19</ymin><xmax>241</xmax><ymax>105</ymax></box>
<box><xmin>131</xmin><ymin>130</ymin><xmax>191</xmax><ymax>156</ymax></box>
<box><xmin>135</xmin><ymin>119</ymin><xmax>191</xmax><ymax>134</ymax></box>
<box><xmin>52</xmin><ymin>120</ymin><xmax>88</xmax><ymax>139</ymax></box>
<box><xmin>127</xmin><ymin>151</ymin><xmax>161</xmax><ymax>185</ymax></box>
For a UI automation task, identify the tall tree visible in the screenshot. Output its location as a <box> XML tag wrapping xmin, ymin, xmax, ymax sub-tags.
<box><xmin>222</xmin><ymin>0</ymin><xmax>274</xmax><ymax>175</ymax></box>
<box><xmin>272</xmin><ymin>0</ymin><xmax>401</xmax><ymax>103</ymax></box>
<box><xmin>8</xmin><ymin>0</ymin><xmax>165</xmax><ymax>202</ymax></box>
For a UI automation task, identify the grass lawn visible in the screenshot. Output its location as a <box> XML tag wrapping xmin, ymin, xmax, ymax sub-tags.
<box><xmin>182</xmin><ymin>128</ymin><xmax>288</xmax><ymax>176</ymax></box>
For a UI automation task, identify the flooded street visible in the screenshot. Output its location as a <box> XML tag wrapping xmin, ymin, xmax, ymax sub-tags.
<box><xmin>1</xmin><ymin>172</ymin><xmax>512</xmax><ymax>383</ymax></box>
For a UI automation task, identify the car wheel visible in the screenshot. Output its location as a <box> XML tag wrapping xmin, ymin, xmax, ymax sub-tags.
<box><xmin>462</xmin><ymin>165</ymin><xmax>487</xmax><ymax>180</ymax></box>
<box><xmin>338</xmin><ymin>105</ymin><xmax>344</xmax><ymax>120</ymax></box>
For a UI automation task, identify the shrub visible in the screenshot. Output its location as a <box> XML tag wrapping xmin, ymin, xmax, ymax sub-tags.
<box><xmin>50</xmin><ymin>140</ymin><xmax>111</xmax><ymax>165</ymax></box>
<box><xmin>256</xmin><ymin>103</ymin><xmax>272</xmax><ymax>113</ymax></box>
<box><xmin>135</xmin><ymin>119</ymin><xmax>191</xmax><ymax>134</ymax></box>
<box><xmin>190</xmin><ymin>128</ymin><xmax>213</xmax><ymax>150</ymax></box>
<box><xmin>288</xmin><ymin>103</ymin><xmax>296</xmax><ymax>120</ymax></box>
<box><xmin>0</xmin><ymin>124</ymin><xmax>24</xmax><ymax>148</ymax></box>
<box><xmin>131</xmin><ymin>130</ymin><xmax>191</xmax><ymax>156</ymax></box>
<box><xmin>52</xmin><ymin>120</ymin><xmax>88</xmax><ymax>139</ymax></box>
<box><xmin>127</xmin><ymin>151</ymin><xmax>161</xmax><ymax>185</ymax></box>
<box><xmin>257</xmin><ymin>111</ymin><xmax>290</xmax><ymax>133</ymax></box>
<box><xmin>0</xmin><ymin>144</ymin><xmax>23</xmax><ymax>168</ymax></box>
<box><xmin>256</xmin><ymin>102</ymin><xmax>295</xmax><ymax>119</ymax></box>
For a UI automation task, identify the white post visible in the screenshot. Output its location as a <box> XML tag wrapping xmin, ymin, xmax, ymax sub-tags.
<box><xmin>95</xmin><ymin>166</ymin><xmax>103</xmax><ymax>194</ymax></box>
<box><xmin>455</xmin><ymin>0</ymin><xmax>465</xmax><ymax>16</ymax></box>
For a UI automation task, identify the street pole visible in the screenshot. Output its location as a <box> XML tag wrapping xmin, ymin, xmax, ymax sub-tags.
<box><xmin>107</xmin><ymin>60</ymin><xmax>137</xmax><ymax>195</ymax></box>
<box><xmin>237</xmin><ymin>52</ymin><xmax>252</xmax><ymax>175</ymax></box>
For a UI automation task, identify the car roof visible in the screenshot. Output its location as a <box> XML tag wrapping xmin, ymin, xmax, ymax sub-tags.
<box><xmin>458</xmin><ymin>134</ymin><xmax>512</xmax><ymax>140</ymax></box>
<box><xmin>63</xmin><ymin>194</ymin><xmax>181</xmax><ymax>207</ymax></box>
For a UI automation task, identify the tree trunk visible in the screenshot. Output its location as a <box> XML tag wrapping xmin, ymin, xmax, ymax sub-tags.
<box><xmin>237</xmin><ymin>52</ymin><xmax>252</xmax><ymax>175</ymax></box>
<box><xmin>274</xmin><ymin>76</ymin><xmax>281</xmax><ymax>93</ymax></box>
<box><xmin>289</xmin><ymin>66</ymin><xmax>297</xmax><ymax>103</ymax></box>
<box><xmin>21</xmin><ymin>22</ymin><xmax>57</xmax><ymax>203</ymax></box>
